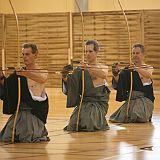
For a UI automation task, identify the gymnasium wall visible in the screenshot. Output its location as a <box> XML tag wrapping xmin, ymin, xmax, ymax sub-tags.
<box><xmin>0</xmin><ymin>10</ymin><xmax>160</xmax><ymax>90</ymax></box>
<box><xmin>0</xmin><ymin>0</ymin><xmax>160</xmax><ymax>89</ymax></box>
<box><xmin>0</xmin><ymin>0</ymin><xmax>160</xmax><ymax>13</ymax></box>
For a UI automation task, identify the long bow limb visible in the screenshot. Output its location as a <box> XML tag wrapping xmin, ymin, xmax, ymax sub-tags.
<box><xmin>2</xmin><ymin>14</ymin><xmax>6</xmax><ymax>74</ymax></box>
<box><xmin>8</xmin><ymin>0</ymin><xmax>21</xmax><ymax>143</ymax></box>
<box><xmin>75</xmin><ymin>0</ymin><xmax>85</xmax><ymax>131</ymax></box>
<box><xmin>117</xmin><ymin>0</ymin><xmax>132</xmax><ymax>122</ymax></box>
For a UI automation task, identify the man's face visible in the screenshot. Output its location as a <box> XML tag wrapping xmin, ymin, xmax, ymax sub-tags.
<box><xmin>22</xmin><ymin>47</ymin><xmax>37</xmax><ymax>66</ymax></box>
<box><xmin>132</xmin><ymin>47</ymin><xmax>144</xmax><ymax>64</ymax></box>
<box><xmin>85</xmin><ymin>44</ymin><xmax>97</xmax><ymax>63</ymax></box>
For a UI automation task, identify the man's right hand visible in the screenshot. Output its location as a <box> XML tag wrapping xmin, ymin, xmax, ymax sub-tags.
<box><xmin>0</xmin><ymin>71</ymin><xmax>5</xmax><ymax>85</ymax></box>
<box><xmin>61</xmin><ymin>64</ymin><xmax>73</xmax><ymax>80</ymax></box>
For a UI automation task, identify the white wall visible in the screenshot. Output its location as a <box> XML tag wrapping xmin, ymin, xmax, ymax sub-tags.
<box><xmin>88</xmin><ymin>0</ymin><xmax>160</xmax><ymax>11</ymax></box>
<box><xmin>0</xmin><ymin>0</ymin><xmax>75</xmax><ymax>13</ymax></box>
<box><xmin>0</xmin><ymin>0</ymin><xmax>160</xmax><ymax>14</ymax></box>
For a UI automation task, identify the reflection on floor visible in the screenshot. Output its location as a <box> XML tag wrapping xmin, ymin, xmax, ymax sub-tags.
<box><xmin>0</xmin><ymin>88</ymin><xmax>160</xmax><ymax>160</ymax></box>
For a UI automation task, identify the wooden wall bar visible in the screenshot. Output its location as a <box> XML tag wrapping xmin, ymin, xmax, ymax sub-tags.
<box><xmin>143</xmin><ymin>10</ymin><xmax>160</xmax><ymax>90</ymax></box>
<box><xmin>0</xmin><ymin>10</ymin><xmax>160</xmax><ymax>90</ymax></box>
<box><xmin>0</xmin><ymin>15</ymin><xmax>2</xmax><ymax>65</ymax></box>
<box><xmin>3</xmin><ymin>13</ymin><xmax>69</xmax><ymax>87</ymax></box>
<box><xmin>73</xmin><ymin>11</ymin><xmax>141</xmax><ymax>82</ymax></box>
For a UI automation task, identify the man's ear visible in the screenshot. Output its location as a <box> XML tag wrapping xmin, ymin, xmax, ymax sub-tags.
<box><xmin>34</xmin><ymin>53</ymin><xmax>38</xmax><ymax>59</ymax></box>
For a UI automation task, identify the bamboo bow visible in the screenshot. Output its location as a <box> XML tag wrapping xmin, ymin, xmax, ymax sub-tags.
<box><xmin>8</xmin><ymin>0</ymin><xmax>21</xmax><ymax>143</ymax></box>
<box><xmin>117</xmin><ymin>0</ymin><xmax>132</xmax><ymax>122</ymax></box>
<box><xmin>75</xmin><ymin>0</ymin><xmax>85</xmax><ymax>131</ymax></box>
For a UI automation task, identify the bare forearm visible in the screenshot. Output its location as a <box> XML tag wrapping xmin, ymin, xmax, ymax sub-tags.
<box><xmin>88</xmin><ymin>68</ymin><xmax>107</xmax><ymax>79</ymax></box>
<box><xmin>135</xmin><ymin>68</ymin><xmax>152</xmax><ymax>79</ymax></box>
<box><xmin>19</xmin><ymin>71</ymin><xmax>48</xmax><ymax>83</ymax></box>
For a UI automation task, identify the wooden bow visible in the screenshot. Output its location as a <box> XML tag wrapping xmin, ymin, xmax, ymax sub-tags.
<box><xmin>8</xmin><ymin>0</ymin><xmax>21</xmax><ymax>143</ymax></box>
<box><xmin>117</xmin><ymin>0</ymin><xmax>132</xmax><ymax>122</ymax></box>
<box><xmin>75</xmin><ymin>0</ymin><xmax>85</xmax><ymax>131</ymax></box>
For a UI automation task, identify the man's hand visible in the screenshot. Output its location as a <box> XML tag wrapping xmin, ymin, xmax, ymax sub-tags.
<box><xmin>0</xmin><ymin>71</ymin><xmax>4</xmax><ymax>78</ymax></box>
<box><xmin>15</xmin><ymin>67</ymin><xmax>26</xmax><ymax>76</ymax></box>
<box><xmin>125</xmin><ymin>63</ymin><xmax>136</xmax><ymax>71</ymax></box>
<box><xmin>61</xmin><ymin>65</ymin><xmax>73</xmax><ymax>81</ymax></box>
<box><xmin>79</xmin><ymin>62</ymin><xmax>88</xmax><ymax>69</ymax></box>
<box><xmin>0</xmin><ymin>71</ymin><xmax>5</xmax><ymax>85</ymax></box>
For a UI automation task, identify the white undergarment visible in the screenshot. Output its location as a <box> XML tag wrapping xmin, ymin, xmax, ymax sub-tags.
<box><xmin>94</xmin><ymin>79</ymin><xmax>109</xmax><ymax>87</ymax></box>
<box><xmin>143</xmin><ymin>81</ymin><xmax>152</xmax><ymax>86</ymax></box>
<box><xmin>62</xmin><ymin>82</ymin><xmax>67</xmax><ymax>94</ymax></box>
<box><xmin>29</xmin><ymin>89</ymin><xmax>47</xmax><ymax>101</ymax></box>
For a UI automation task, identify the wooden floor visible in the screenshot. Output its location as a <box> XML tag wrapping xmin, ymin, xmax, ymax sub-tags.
<box><xmin>0</xmin><ymin>88</ymin><xmax>160</xmax><ymax>160</ymax></box>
